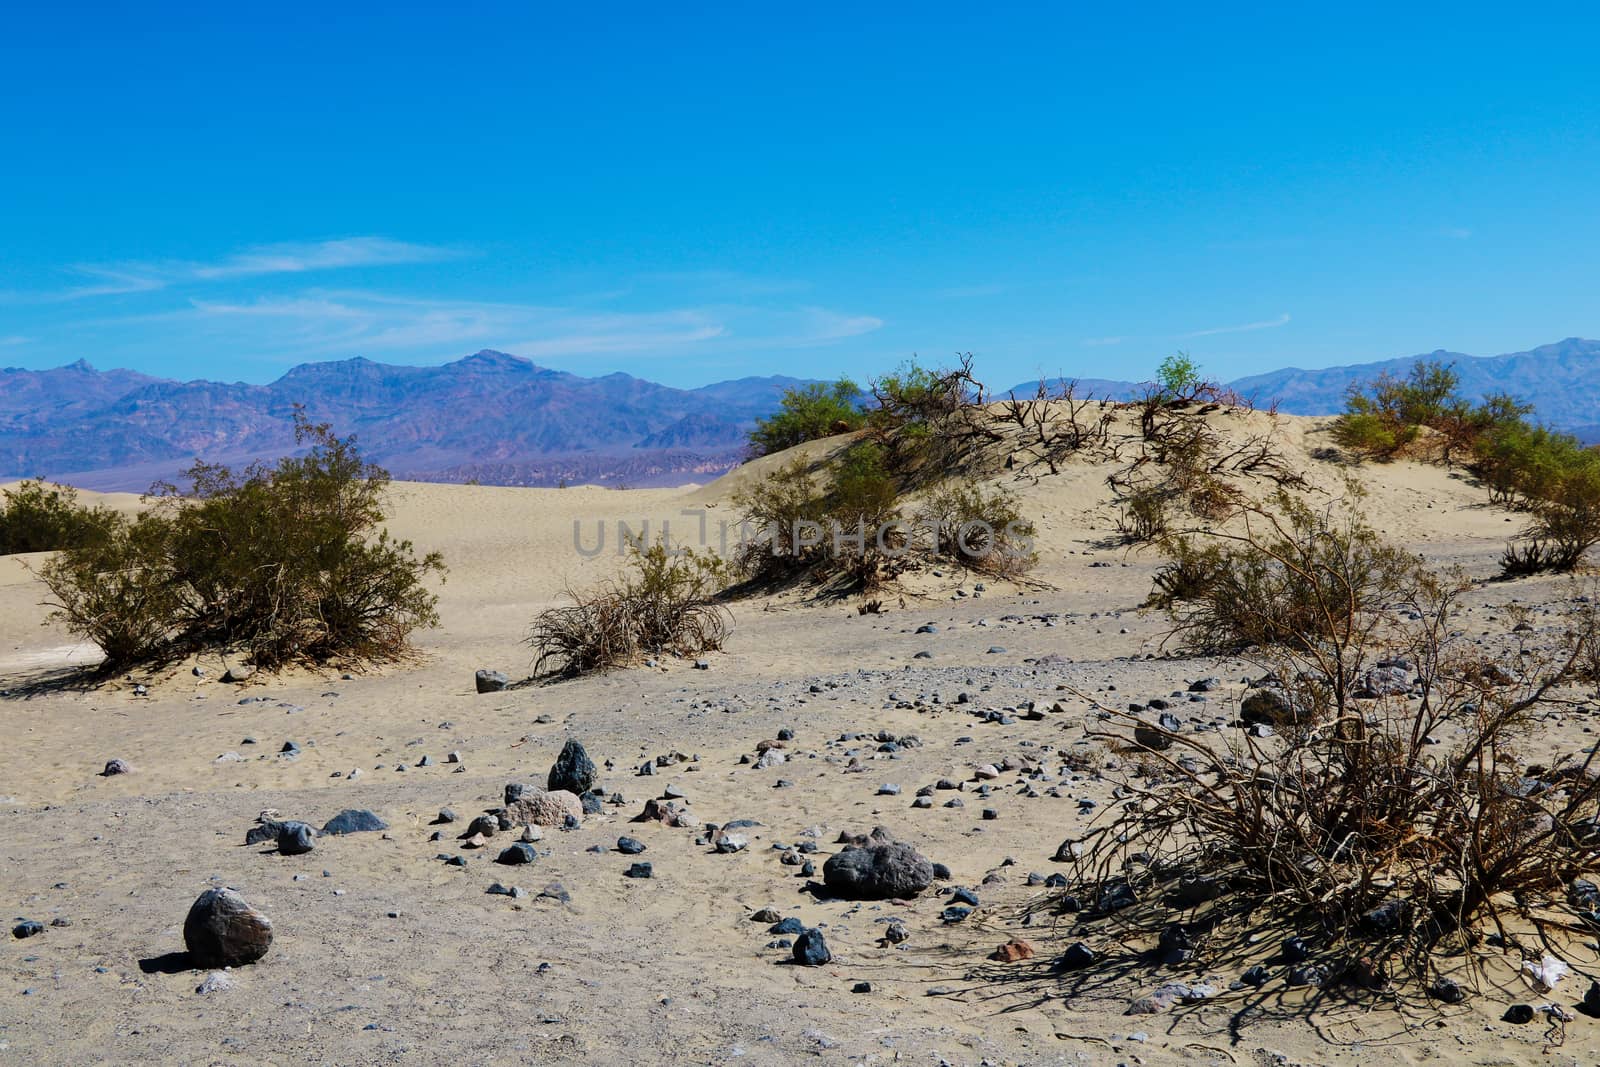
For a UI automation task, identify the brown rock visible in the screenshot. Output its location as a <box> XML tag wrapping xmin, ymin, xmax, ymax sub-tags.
<box><xmin>183</xmin><ymin>888</ymin><xmax>272</xmax><ymax>968</ymax></box>
<box><xmin>990</xmin><ymin>938</ymin><xmax>1036</xmax><ymax>962</ymax></box>
<box><xmin>506</xmin><ymin>788</ymin><xmax>583</xmax><ymax>827</ymax></box>
<box><xmin>633</xmin><ymin>798</ymin><xmax>692</xmax><ymax>826</ymax></box>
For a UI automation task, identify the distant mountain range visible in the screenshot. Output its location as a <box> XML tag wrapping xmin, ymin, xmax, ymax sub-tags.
<box><xmin>3</xmin><ymin>338</ymin><xmax>1597</xmax><ymax>491</ymax></box>
<box><xmin>0</xmin><ymin>351</ymin><xmax>808</xmax><ymax>490</ymax></box>
<box><xmin>1008</xmin><ymin>337</ymin><xmax>1600</xmax><ymax>440</ymax></box>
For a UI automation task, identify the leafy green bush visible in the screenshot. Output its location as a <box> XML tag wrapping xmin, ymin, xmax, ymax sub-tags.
<box><xmin>1332</xmin><ymin>359</ymin><xmax>1462</xmax><ymax>459</ymax></box>
<box><xmin>732</xmin><ymin>442</ymin><xmax>906</xmax><ymax>589</ymax></box>
<box><xmin>0</xmin><ymin>480</ymin><xmax>117</xmax><ymax>555</ymax></box>
<box><xmin>528</xmin><ymin>541</ymin><xmax>731</xmax><ymax>676</ymax></box>
<box><xmin>39</xmin><ymin>417</ymin><xmax>444</xmax><ymax>672</ymax></box>
<box><xmin>1154</xmin><ymin>352</ymin><xmax>1202</xmax><ymax>401</ymax></box>
<box><xmin>747</xmin><ymin>379</ymin><xmax>865</xmax><ymax>457</ymax></box>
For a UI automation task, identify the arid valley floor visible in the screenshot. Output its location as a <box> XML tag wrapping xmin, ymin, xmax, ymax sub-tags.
<box><xmin>4</xmin><ymin>415</ymin><xmax>1600</xmax><ymax>1066</ymax></box>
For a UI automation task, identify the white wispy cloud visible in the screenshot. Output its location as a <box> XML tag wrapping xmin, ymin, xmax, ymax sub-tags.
<box><xmin>152</xmin><ymin>290</ymin><xmax>880</xmax><ymax>361</ymax></box>
<box><xmin>1439</xmin><ymin>226</ymin><xmax>1472</xmax><ymax>240</ymax></box>
<box><xmin>5</xmin><ymin>237</ymin><xmax>460</xmax><ymax>305</ymax></box>
<box><xmin>1081</xmin><ymin>336</ymin><xmax>1124</xmax><ymax>347</ymax></box>
<box><xmin>186</xmin><ymin>237</ymin><xmax>459</xmax><ymax>280</ymax></box>
<box><xmin>0</xmin><ymin>335</ymin><xmax>30</xmax><ymax>346</ymax></box>
<box><xmin>1185</xmin><ymin>313</ymin><xmax>1291</xmax><ymax>338</ymax></box>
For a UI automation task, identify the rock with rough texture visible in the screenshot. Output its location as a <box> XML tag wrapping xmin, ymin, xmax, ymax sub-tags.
<box><xmin>496</xmin><ymin>843</ymin><xmax>538</xmax><ymax>865</ymax></box>
<box><xmin>991</xmin><ymin>938</ymin><xmax>1035</xmax><ymax>962</ymax></box>
<box><xmin>221</xmin><ymin>665</ymin><xmax>255</xmax><ymax>683</ymax></box>
<box><xmin>276</xmin><ymin>821</ymin><xmax>316</xmax><ymax>855</ymax></box>
<box><xmin>321</xmin><ymin>809</ymin><xmax>387</xmax><ymax>835</ymax></box>
<box><xmin>793</xmin><ymin>928</ymin><xmax>832</xmax><ymax>965</ymax></box>
<box><xmin>506</xmin><ymin>788</ymin><xmax>584</xmax><ymax>827</ymax></box>
<box><xmin>822</xmin><ymin>840</ymin><xmax>935</xmax><ymax>900</ymax></box>
<box><xmin>183</xmin><ymin>888</ymin><xmax>273</xmax><ymax>967</ymax></box>
<box><xmin>1240</xmin><ymin>686</ymin><xmax>1305</xmax><ymax>727</ymax></box>
<box><xmin>475</xmin><ymin>669</ymin><xmax>509</xmax><ymax>693</ymax></box>
<box><xmin>548</xmin><ymin>739</ymin><xmax>598</xmax><ymax>795</ymax></box>
<box><xmin>101</xmin><ymin>758</ymin><xmax>131</xmax><ymax>776</ymax></box>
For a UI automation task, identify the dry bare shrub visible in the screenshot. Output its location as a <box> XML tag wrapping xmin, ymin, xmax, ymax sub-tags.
<box><xmin>1043</xmin><ymin>503</ymin><xmax>1600</xmax><ymax>994</ymax></box>
<box><xmin>528</xmin><ymin>541</ymin><xmax>731</xmax><ymax>676</ymax></box>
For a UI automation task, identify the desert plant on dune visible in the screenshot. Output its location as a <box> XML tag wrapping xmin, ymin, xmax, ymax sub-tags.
<box><xmin>38</xmin><ymin>416</ymin><xmax>444</xmax><ymax>672</ymax></box>
<box><xmin>528</xmin><ymin>540</ymin><xmax>731</xmax><ymax>676</ymax></box>
<box><xmin>920</xmin><ymin>478</ymin><xmax>1036</xmax><ymax>576</ymax></box>
<box><xmin>746</xmin><ymin>378</ymin><xmax>866</xmax><ymax>457</ymax></box>
<box><xmin>0</xmin><ymin>479</ymin><xmax>119</xmax><ymax>555</ymax></box>
<box><xmin>1151</xmin><ymin>488</ymin><xmax>1428</xmax><ymax>658</ymax></box>
<box><xmin>1044</xmin><ymin>502</ymin><xmax>1600</xmax><ymax>995</ymax></box>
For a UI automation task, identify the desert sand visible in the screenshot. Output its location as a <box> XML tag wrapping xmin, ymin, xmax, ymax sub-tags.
<box><xmin>3</xmin><ymin>413</ymin><xmax>1598</xmax><ymax>1066</ymax></box>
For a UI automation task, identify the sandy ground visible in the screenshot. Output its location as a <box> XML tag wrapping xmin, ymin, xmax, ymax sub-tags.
<box><xmin>3</xmin><ymin>414</ymin><xmax>1599</xmax><ymax>1066</ymax></box>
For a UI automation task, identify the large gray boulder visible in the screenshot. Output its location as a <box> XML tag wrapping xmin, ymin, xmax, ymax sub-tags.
<box><xmin>184</xmin><ymin>888</ymin><xmax>273</xmax><ymax>967</ymax></box>
<box><xmin>823</xmin><ymin>838</ymin><xmax>935</xmax><ymax>900</ymax></box>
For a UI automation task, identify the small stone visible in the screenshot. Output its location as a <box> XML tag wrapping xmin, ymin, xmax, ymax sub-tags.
<box><xmin>475</xmin><ymin>669</ymin><xmax>509</xmax><ymax>693</ymax></box>
<box><xmin>321</xmin><ymin>809</ymin><xmax>387</xmax><ymax>835</ymax></box>
<box><xmin>793</xmin><ymin>928</ymin><xmax>831</xmax><ymax>966</ymax></box>
<box><xmin>276</xmin><ymin>822</ymin><xmax>316</xmax><ymax>855</ymax></box>
<box><xmin>195</xmin><ymin>971</ymin><xmax>233</xmax><ymax>995</ymax></box>
<box><xmin>496</xmin><ymin>843</ymin><xmax>538</xmax><ymax>865</ymax></box>
<box><xmin>1056</xmin><ymin>942</ymin><xmax>1095</xmax><ymax>970</ymax></box>
<box><xmin>1503</xmin><ymin>1004</ymin><xmax>1535</xmax><ymax>1024</ymax></box>
<box><xmin>13</xmin><ymin>920</ymin><xmax>44</xmax><ymax>939</ymax></box>
<box><xmin>101</xmin><ymin>759</ymin><xmax>131</xmax><ymax>776</ymax></box>
<box><xmin>990</xmin><ymin>938</ymin><xmax>1035</xmax><ymax>962</ymax></box>
<box><xmin>616</xmin><ymin>836</ymin><xmax>647</xmax><ymax>855</ymax></box>
<box><xmin>623</xmin><ymin>862</ymin><xmax>653</xmax><ymax>879</ymax></box>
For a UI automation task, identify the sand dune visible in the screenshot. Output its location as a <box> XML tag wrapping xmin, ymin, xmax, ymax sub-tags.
<box><xmin>1</xmin><ymin>414</ymin><xmax>1594</xmax><ymax>1066</ymax></box>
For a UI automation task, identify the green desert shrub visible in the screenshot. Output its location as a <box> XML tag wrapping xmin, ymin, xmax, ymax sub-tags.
<box><xmin>39</xmin><ymin>416</ymin><xmax>444</xmax><ymax>672</ymax></box>
<box><xmin>0</xmin><ymin>479</ymin><xmax>118</xmax><ymax>555</ymax></box>
<box><xmin>732</xmin><ymin>442</ymin><xmax>906</xmax><ymax>589</ymax></box>
<box><xmin>1151</xmin><ymin>490</ymin><xmax>1428</xmax><ymax>655</ymax></box>
<box><xmin>747</xmin><ymin>379</ymin><xmax>865</xmax><ymax>457</ymax></box>
<box><xmin>528</xmin><ymin>541</ymin><xmax>731</xmax><ymax>676</ymax></box>
<box><xmin>920</xmin><ymin>478</ymin><xmax>1037</xmax><ymax>575</ymax></box>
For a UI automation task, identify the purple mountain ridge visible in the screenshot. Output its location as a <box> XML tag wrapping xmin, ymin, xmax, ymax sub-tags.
<box><xmin>0</xmin><ymin>351</ymin><xmax>811</xmax><ymax>490</ymax></box>
<box><xmin>4</xmin><ymin>339</ymin><xmax>1597</xmax><ymax>492</ymax></box>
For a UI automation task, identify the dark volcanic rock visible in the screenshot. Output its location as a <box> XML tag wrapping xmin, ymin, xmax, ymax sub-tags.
<box><xmin>496</xmin><ymin>843</ymin><xmax>538</xmax><ymax>865</ymax></box>
<box><xmin>276</xmin><ymin>822</ymin><xmax>316</xmax><ymax>855</ymax></box>
<box><xmin>793</xmin><ymin>928</ymin><xmax>832</xmax><ymax>966</ymax></box>
<box><xmin>822</xmin><ymin>839</ymin><xmax>935</xmax><ymax>900</ymax></box>
<box><xmin>548</xmin><ymin>739</ymin><xmax>598</xmax><ymax>795</ymax></box>
<box><xmin>321</xmin><ymin>809</ymin><xmax>387</xmax><ymax>835</ymax></box>
<box><xmin>184</xmin><ymin>888</ymin><xmax>273</xmax><ymax>967</ymax></box>
<box><xmin>475</xmin><ymin>669</ymin><xmax>509</xmax><ymax>693</ymax></box>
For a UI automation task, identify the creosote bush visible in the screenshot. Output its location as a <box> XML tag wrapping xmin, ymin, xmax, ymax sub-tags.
<box><xmin>1045</xmin><ymin>497</ymin><xmax>1600</xmax><ymax>995</ymax></box>
<box><xmin>528</xmin><ymin>541</ymin><xmax>731</xmax><ymax>676</ymax></box>
<box><xmin>38</xmin><ymin>417</ymin><xmax>444</xmax><ymax>672</ymax></box>
<box><xmin>0</xmin><ymin>479</ymin><xmax>117</xmax><ymax>555</ymax></box>
<box><xmin>921</xmin><ymin>479</ymin><xmax>1036</xmax><ymax>576</ymax></box>
<box><xmin>1150</xmin><ymin>488</ymin><xmax>1428</xmax><ymax>656</ymax></box>
<box><xmin>746</xmin><ymin>378</ymin><xmax>866</xmax><ymax>457</ymax></box>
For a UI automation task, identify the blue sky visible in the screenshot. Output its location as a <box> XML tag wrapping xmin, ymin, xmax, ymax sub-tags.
<box><xmin>2</xmin><ymin>3</ymin><xmax>1597</xmax><ymax>389</ymax></box>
